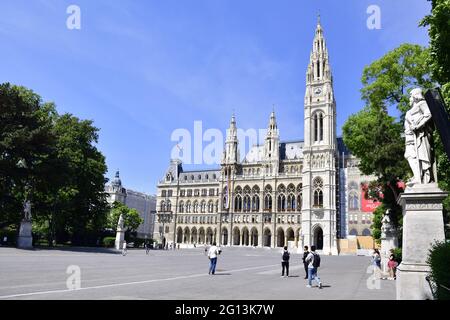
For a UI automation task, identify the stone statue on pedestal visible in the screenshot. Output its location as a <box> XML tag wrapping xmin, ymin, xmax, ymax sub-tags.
<box><xmin>23</xmin><ymin>201</ymin><xmax>32</xmax><ymax>221</ymax></box>
<box><xmin>17</xmin><ymin>200</ymin><xmax>33</xmax><ymax>249</ymax></box>
<box><xmin>404</xmin><ymin>88</ymin><xmax>436</xmax><ymax>187</ymax></box>
<box><xmin>397</xmin><ymin>88</ymin><xmax>447</xmax><ymax>300</ymax></box>
<box><xmin>380</xmin><ymin>210</ymin><xmax>398</xmax><ymax>262</ymax></box>
<box><xmin>115</xmin><ymin>214</ymin><xmax>125</xmax><ymax>250</ymax></box>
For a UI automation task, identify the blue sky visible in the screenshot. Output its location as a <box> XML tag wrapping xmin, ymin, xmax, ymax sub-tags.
<box><xmin>0</xmin><ymin>0</ymin><xmax>431</xmax><ymax>194</ymax></box>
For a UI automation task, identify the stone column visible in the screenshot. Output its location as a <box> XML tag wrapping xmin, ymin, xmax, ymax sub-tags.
<box><xmin>396</xmin><ymin>183</ymin><xmax>447</xmax><ymax>300</ymax></box>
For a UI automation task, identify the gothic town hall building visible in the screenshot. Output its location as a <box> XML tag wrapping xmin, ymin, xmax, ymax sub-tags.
<box><xmin>154</xmin><ymin>20</ymin><xmax>375</xmax><ymax>254</ymax></box>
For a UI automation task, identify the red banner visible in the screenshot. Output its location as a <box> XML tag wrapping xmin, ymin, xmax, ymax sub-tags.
<box><xmin>361</xmin><ymin>184</ymin><xmax>381</xmax><ymax>213</ymax></box>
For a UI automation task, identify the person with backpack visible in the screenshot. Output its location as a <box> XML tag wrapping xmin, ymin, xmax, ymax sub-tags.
<box><xmin>302</xmin><ymin>246</ymin><xmax>310</xmax><ymax>279</ymax></box>
<box><xmin>281</xmin><ymin>246</ymin><xmax>290</xmax><ymax>278</ymax></box>
<box><xmin>305</xmin><ymin>245</ymin><xmax>322</xmax><ymax>289</ymax></box>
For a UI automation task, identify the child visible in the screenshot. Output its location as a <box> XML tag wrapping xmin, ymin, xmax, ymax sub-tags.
<box><xmin>387</xmin><ymin>255</ymin><xmax>398</xmax><ymax>280</ymax></box>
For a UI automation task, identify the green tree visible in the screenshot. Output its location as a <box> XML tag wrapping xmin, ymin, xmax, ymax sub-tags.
<box><xmin>51</xmin><ymin>114</ymin><xmax>109</xmax><ymax>245</ymax></box>
<box><xmin>0</xmin><ymin>83</ymin><xmax>109</xmax><ymax>246</ymax></box>
<box><xmin>108</xmin><ymin>201</ymin><xmax>143</xmax><ymax>234</ymax></box>
<box><xmin>0</xmin><ymin>83</ymin><xmax>56</xmax><ymax>230</ymax></box>
<box><xmin>343</xmin><ymin>44</ymin><xmax>434</xmax><ymax>241</ymax></box>
<box><xmin>421</xmin><ymin>0</ymin><xmax>450</xmax><ymax>238</ymax></box>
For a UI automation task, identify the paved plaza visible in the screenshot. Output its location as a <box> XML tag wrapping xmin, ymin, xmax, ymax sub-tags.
<box><xmin>0</xmin><ymin>246</ymin><xmax>395</xmax><ymax>300</ymax></box>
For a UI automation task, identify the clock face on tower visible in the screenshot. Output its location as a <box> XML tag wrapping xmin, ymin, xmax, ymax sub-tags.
<box><xmin>314</xmin><ymin>87</ymin><xmax>322</xmax><ymax>96</ymax></box>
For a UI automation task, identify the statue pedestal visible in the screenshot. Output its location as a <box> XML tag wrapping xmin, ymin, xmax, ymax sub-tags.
<box><xmin>396</xmin><ymin>183</ymin><xmax>447</xmax><ymax>300</ymax></box>
<box><xmin>115</xmin><ymin>229</ymin><xmax>125</xmax><ymax>250</ymax></box>
<box><xmin>381</xmin><ymin>234</ymin><xmax>398</xmax><ymax>272</ymax></box>
<box><xmin>17</xmin><ymin>220</ymin><xmax>33</xmax><ymax>249</ymax></box>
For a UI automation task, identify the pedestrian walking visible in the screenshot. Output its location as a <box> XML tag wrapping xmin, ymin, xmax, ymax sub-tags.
<box><xmin>281</xmin><ymin>246</ymin><xmax>290</xmax><ymax>278</ymax></box>
<box><xmin>305</xmin><ymin>245</ymin><xmax>322</xmax><ymax>289</ymax></box>
<box><xmin>145</xmin><ymin>241</ymin><xmax>150</xmax><ymax>255</ymax></box>
<box><xmin>122</xmin><ymin>241</ymin><xmax>127</xmax><ymax>256</ymax></box>
<box><xmin>207</xmin><ymin>242</ymin><xmax>219</xmax><ymax>275</ymax></box>
<box><xmin>372</xmin><ymin>249</ymin><xmax>382</xmax><ymax>279</ymax></box>
<box><xmin>387</xmin><ymin>254</ymin><xmax>398</xmax><ymax>280</ymax></box>
<box><xmin>302</xmin><ymin>246</ymin><xmax>310</xmax><ymax>279</ymax></box>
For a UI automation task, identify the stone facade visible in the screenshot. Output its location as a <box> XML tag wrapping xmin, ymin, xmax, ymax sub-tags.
<box><xmin>154</xmin><ymin>19</ymin><xmax>374</xmax><ymax>254</ymax></box>
<box><xmin>105</xmin><ymin>171</ymin><xmax>156</xmax><ymax>238</ymax></box>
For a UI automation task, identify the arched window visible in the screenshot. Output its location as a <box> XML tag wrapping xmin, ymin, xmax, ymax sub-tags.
<box><xmin>287</xmin><ymin>194</ymin><xmax>296</xmax><ymax>211</ymax></box>
<box><xmin>349</xmin><ymin>193</ymin><xmax>359</xmax><ymax>210</ymax></box>
<box><xmin>243</xmin><ymin>195</ymin><xmax>251</xmax><ymax>212</ymax></box>
<box><xmin>319</xmin><ymin>113</ymin><xmax>324</xmax><ymax>141</ymax></box>
<box><xmin>277</xmin><ymin>194</ymin><xmax>286</xmax><ymax>212</ymax></box>
<box><xmin>313</xmin><ymin>112</ymin><xmax>324</xmax><ymax>142</ymax></box>
<box><xmin>166</xmin><ymin>200</ymin><xmax>171</xmax><ymax>212</ymax></box>
<box><xmin>264</xmin><ymin>194</ymin><xmax>272</xmax><ymax>211</ymax></box>
<box><xmin>160</xmin><ymin>201</ymin><xmax>166</xmax><ymax>212</ymax></box>
<box><xmin>186</xmin><ymin>201</ymin><xmax>191</xmax><ymax>213</ymax></box>
<box><xmin>179</xmin><ymin>201</ymin><xmax>184</xmax><ymax>213</ymax></box>
<box><xmin>297</xmin><ymin>195</ymin><xmax>302</xmax><ymax>212</ymax></box>
<box><xmin>201</xmin><ymin>201</ymin><xmax>206</xmax><ymax>213</ymax></box>
<box><xmin>193</xmin><ymin>201</ymin><xmax>198</xmax><ymax>213</ymax></box>
<box><xmin>252</xmin><ymin>195</ymin><xmax>260</xmax><ymax>211</ymax></box>
<box><xmin>234</xmin><ymin>195</ymin><xmax>242</xmax><ymax>212</ymax></box>
<box><xmin>313</xmin><ymin>177</ymin><xmax>324</xmax><ymax>208</ymax></box>
<box><xmin>314</xmin><ymin>114</ymin><xmax>318</xmax><ymax>142</ymax></box>
<box><xmin>208</xmin><ymin>201</ymin><xmax>213</xmax><ymax>213</ymax></box>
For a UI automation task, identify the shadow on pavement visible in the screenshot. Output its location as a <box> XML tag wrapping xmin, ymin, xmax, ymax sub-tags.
<box><xmin>30</xmin><ymin>246</ymin><xmax>121</xmax><ymax>254</ymax></box>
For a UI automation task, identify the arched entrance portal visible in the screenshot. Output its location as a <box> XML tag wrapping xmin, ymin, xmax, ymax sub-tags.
<box><xmin>206</xmin><ymin>228</ymin><xmax>214</xmax><ymax>244</ymax></box>
<box><xmin>276</xmin><ymin>228</ymin><xmax>285</xmax><ymax>247</ymax></box>
<box><xmin>242</xmin><ymin>228</ymin><xmax>250</xmax><ymax>246</ymax></box>
<box><xmin>222</xmin><ymin>228</ymin><xmax>228</xmax><ymax>246</ymax></box>
<box><xmin>233</xmin><ymin>227</ymin><xmax>240</xmax><ymax>246</ymax></box>
<box><xmin>263</xmin><ymin>228</ymin><xmax>271</xmax><ymax>247</ymax></box>
<box><xmin>191</xmin><ymin>227</ymin><xmax>198</xmax><ymax>244</ymax></box>
<box><xmin>198</xmin><ymin>228</ymin><xmax>205</xmax><ymax>244</ymax></box>
<box><xmin>313</xmin><ymin>226</ymin><xmax>324</xmax><ymax>250</ymax></box>
<box><xmin>176</xmin><ymin>227</ymin><xmax>182</xmax><ymax>243</ymax></box>
<box><xmin>250</xmin><ymin>228</ymin><xmax>258</xmax><ymax>246</ymax></box>
<box><xmin>183</xmin><ymin>227</ymin><xmax>190</xmax><ymax>244</ymax></box>
<box><xmin>286</xmin><ymin>228</ymin><xmax>295</xmax><ymax>247</ymax></box>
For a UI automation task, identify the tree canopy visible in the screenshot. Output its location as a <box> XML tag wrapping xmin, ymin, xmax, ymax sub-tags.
<box><xmin>108</xmin><ymin>201</ymin><xmax>143</xmax><ymax>234</ymax></box>
<box><xmin>343</xmin><ymin>44</ymin><xmax>433</xmax><ymax>240</ymax></box>
<box><xmin>0</xmin><ymin>83</ymin><xmax>109</xmax><ymax>245</ymax></box>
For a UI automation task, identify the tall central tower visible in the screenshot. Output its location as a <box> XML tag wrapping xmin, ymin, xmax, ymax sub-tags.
<box><xmin>302</xmin><ymin>17</ymin><xmax>338</xmax><ymax>255</ymax></box>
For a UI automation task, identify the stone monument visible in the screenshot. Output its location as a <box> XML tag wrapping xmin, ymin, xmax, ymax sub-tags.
<box><xmin>115</xmin><ymin>214</ymin><xmax>125</xmax><ymax>250</ymax></box>
<box><xmin>17</xmin><ymin>200</ymin><xmax>33</xmax><ymax>249</ymax></box>
<box><xmin>380</xmin><ymin>210</ymin><xmax>398</xmax><ymax>255</ymax></box>
<box><xmin>397</xmin><ymin>88</ymin><xmax>447</xmax><ymax>300</ymax></box>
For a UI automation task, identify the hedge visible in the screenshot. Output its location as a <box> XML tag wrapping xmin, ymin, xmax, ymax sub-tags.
<box><xmin>103</xmin><ymin>237</ymin><xmax>116</xmax><ymax>248</ymax></box>
<box><xmin>427</xmin><ymin>241</ymin><xmax>450</xmax><ymax>300</ymax></box>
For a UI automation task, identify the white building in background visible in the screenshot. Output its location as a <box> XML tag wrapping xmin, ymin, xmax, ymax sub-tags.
<box><xmin>154</xmin><ymin>19</ymin><xmax>379</xmax><ymax>254</ymax></box>
<box><xmin>105</xmin><ymin>171</ymin><xmax>156</xmax><ymax>238</ymax></box>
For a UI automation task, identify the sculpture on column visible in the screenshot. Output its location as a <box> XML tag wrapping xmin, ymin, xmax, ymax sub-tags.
<box><xmin>397</xmin><ymin>87</ymin><xmax>447</xmax><ymax>299</ymax></box>
<box><xmin>404</xmin><ymin>88</ymin><xmax>435</xmax><ymax>186</ymax></box>
<box><xmin>380</xmin><ymin>209</ymin><xmax>398</xmax><ymax>257</ymax></box>
<box><xmin>381</xmin><ymin>210</ymin><xmax>395</xmax><ymax>238</ymax></box>
<box><xmin>115</xmin><ymin>214</ymin><xmax>125</xmax><ymax>250</ymax></box>
<box><xmin>17</xmin><ymin>200</ymin><xmax>33</xmax><ymax>249</ymax></box>
<box><xmin>23</xmin><ymin>201</ymin><xmax>32</xmax><ymax>221</ymax></box>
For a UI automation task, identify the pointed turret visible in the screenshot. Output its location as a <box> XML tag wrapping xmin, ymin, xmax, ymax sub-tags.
<box><xmin>222</xmin><ymin>114</ymin><xmax>239</xmax><ymax>165</ymax></box>
<box><xmin>263</xmin><ymin>111</ymin><xmax>280</xmax><ymax>174</ymax></box>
